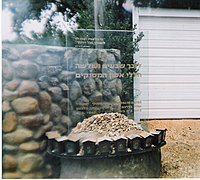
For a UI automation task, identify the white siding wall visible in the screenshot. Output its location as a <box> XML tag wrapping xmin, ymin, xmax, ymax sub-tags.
<box><xmin>134</xmin><ymin>8</ymin><xmax>200</xmax><ymax>119</ymax></box>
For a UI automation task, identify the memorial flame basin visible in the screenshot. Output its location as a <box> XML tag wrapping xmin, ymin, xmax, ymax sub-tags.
<box><xmin>46</xmin><ymin>113</ymin><xmax>167</xmax><ymax>178</ymax></box>
<box><xmin>3</xmin><ymin>44</ymin><xmax>166</xmax><ymax>178</ymax></box>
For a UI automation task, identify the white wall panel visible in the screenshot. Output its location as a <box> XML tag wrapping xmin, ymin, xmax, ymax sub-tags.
<box><xmin>137</xmin><ymin>8</ymin><xmax>200</xmax><ymax>119</ymax></box>
<box><xmin>141</xmin><ymin>75</ymin><xmax>200</xmax><ymax>84</ymax></box>
<box><xmin>140</xmin><ymin>17</ymin><xmax>200</xmax><ymax>31</ymax></box>
<box><xmin>142</xmin><ymin>100</ymin><xmax>200</xmax><ymax>109</ymax></box>
<box><xmin>141</xmin><ymin>57</ymin><xmax>200</xmax><ymax>67</ymax></box>
<box><xmin>140</xmin><ymin>48</ymin><xmax>200</xmax><ymax>57</ymax></box>
<box><xmin>140</xmin><ymin>66</ymin><xmax>200</xmax><ymax>75</ymax></box>
<box><xmin>140</xmin><ymin>40</ymin><xmax>200</xmax><ymax>49</ymax></box>
<box><xmin>141</xmin><ymin>109</ymin><xmax>200</xmax><ymax>119</ymax></box>
<box><xmin>142</xmin><ymin>30</ymin><xmax>200</xmax><ymax>41</ymax></box>
<box><xmin>140</xmin><ymin>84</ymin><xmax>200</xmax><ymax>100</ymax></box>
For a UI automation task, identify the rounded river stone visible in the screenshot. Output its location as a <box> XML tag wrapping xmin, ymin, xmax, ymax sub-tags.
<box><xmin>3</xmin><ymin>89</ymin><xmax>18</xmax><ymax>101</ymax></box>
<box><xmin>2</xmin><ymin>60</ymin><xmax>13</xmax><ymax>81</ymax></box>
<box><xmin>39</xmin><ymin>91</ymin><xmax>52</xmax><ymax>112</ymax></box>
<box><xmin>3</xmin><ymin>172</ymin><xmax>21</xmax><ymax>179</ymax></box>
<box><xmin>50</xmin><ymin>104</ymin><xmax>62</xmax><ymax>123</ymax></box>
<box><xmin>5</xmin><ymin>79</ymin><xmax>21</xmax><ymax>91</ymax></box>
<box><xmin>2</xmin><ymin>101</ymin><xmax>11</xmax><ymax>112</ymax></box>
<box><xmin>59</xmin><ymin>98</ymin><xmax>73</xmax><ymax>115</ymax></box>
<box><xmin>18</xmin><ymin>153</ymin><xmax>43</xmax><ymax>173</ymax></box>
<box><xmin>3</xmin><ymin>112</ymin><xmax>17</xmax><ymax>133</ymax></box>
<box><xmin>11</xmin><ymin>97</ymin><xmax>38</xmax><ymax>114</ymax></box>
<box><xmin>3</xmin><ymin>129</ymin><xmax>33</xmax><ymax>145</ymax></box>
<box><xmin>18</xmin><ymin>80</ymin><xmax>39</xmax><ymax>96</ymax></box>
<box><xmin>82</xmin><ymin>79</ymin><xmax>96</xmax><ymax>96</ymax></box>
<box><xmin>3</xmin><ymin>155</ymin><xmax>17</xmax><ymax>170</ymax></box>
<box><xmin>48</xmin><ymin>87</ymin><xmax>62</xmax><ymax>102</ymax></box>
<box><xmin>13</xmin><ymin>60</ymin><xmax>39</xmax><ymax>79</ymax></box>
<box><xmin>19</xmin><ymin>114</ymin><xmax>44</xmax><ymax>129</ymax></box>
<box><xmin>69</xmin><ymin>80</ymin><xmax>82</xmax><ymax>101</ymax></box>
<box><xmin>19</xmin><ymin>141</ymin><xmax>40</xmax><ymax>152</ymax></box>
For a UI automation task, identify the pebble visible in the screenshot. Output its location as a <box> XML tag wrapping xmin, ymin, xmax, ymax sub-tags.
<box><xmin>22</xmin><ymin>172</ymin><xmax>43</xmax><ymax>179</ymax></box>
<box><xmin>75</xmin><ymin>96</ymin><xmax>89</xmax><ymax>107</ymax></box>
<box><xmin>3</xmin><ymin>129</ymin><xmax>33</xmax><ymax>145</ymax></box>
<box><xmin>3</xmin><ymin>155</ymin><xmax>17</xmax><ymax>170</ymax></box>
<box><xmin>18</xmin><ymin>153</ymin><xmax>43</xmax><ymax>173</ymax></box>
<box><xmin>3</xmin><ymin>172</ymin><xmax>21</xmax><ymax>179</ymax></box>
<box><xmin>97</xmin><ymin>49</ymin><xmax>107</xmax><ymax>64</ymax></box>
<box><xmin>82</xmin><ymin>79</ymin><xmax>96</xmax><ymax>96</ymax></box>
<box><xmin>89</xmin><ymin>91</ymin><xmax>103</xmax><ymax>103</ymax></box>
<box><xmin>11</xmin><ymin>97</ymin><xmax>38</xmax><ymax>114</ymax></box>
<box><xmin>71</xmin><ymin>113</ymin><xmax>143</xmax><ymax>137</ymax></box>
<box><xmin>69</xmin><ymin>80</ymin><xmax>82</xmax><ymax>101</ymax></box>
<box><xmin>19</xmin><ymin>114</ymin><xmax>44</xmax><ymax>129</ymax></box>
<box><xmin>3</xmin><ymin>144</ymin><xmax>18</xmax><ymax>154</ymax></box>
<box><xmin>5</xmin><ymin>79</ymin><xmax>21</xmax><ymax>91</ymax></box>
<box><xmin>3</xmin><ymin>112</ymin><xmax>17</xmax><ymax>133</ymax></box>
<box><xmin>61</xmin><ymin>115</ymin><xmax>72</xmax><ymax>127</ymax></box>
<box><xmin>39</xmin><ymin>91</ymin><xmax>52</xmax><ymax>112</ymax></box>
<box><xmin>2</xmin><ymin>60</ymin><xmax>13</xmax><ymax>81</ymax></box>
<box><xmin>43</xmin><ymin>114</ymin><xmax>50</xmax><ymax>124</ymax></box>
<box><xmin>21</xmin><ymin>48</ymin><xmax>41</xmax><ymax>60</ymax></box>
<box><xmin>50</xmin><ymin>104</ymin><xmax>62</xmax><ymax>123</ymax></box>
<box><xmin>59</xmin><ymin>98</ymin><xmax>73</xmax><ymax>115</ymax></box>
<box><xmin>35</xmin><ymin>53</ymin><xmax>62</xmax><ymax>66</ymax></box>
<box><xmin>88</xmin><ymin>50</ymin><xmax>98</xmax><ymax>63</ymax></box>
<box><xmin>48</xmin><ymin>87</ymin><xmax>62</xmax><ymax>102</ymax></box>
<box><xmin>19</xmin><ymin>141</ymin><xmax>40</xmax><ymax>152</ymax></box>
<box><xmin>13</xmin><ymin>60</ymin><xmax>39</xmax><ymax>79</ymax></box>
<box><xmin>34</xmin><ymin>122</ymin><xmax>53</xmax><ymax>140</ymax></box>
<box><xmin>60</xmin><ymin>83</ymin><xmax>69</xmax><ymax>97</ymax></box>
<box><xmin>37</xmin><ymin>76</ymin><xmax>49</xmax><ymax>90</ymax></box>
<box><xmin>48</xmin><ymin>77</ymin><xmax>59</xmax><ymax>86</ymax></box>
<box><xmin>2</xmin><ymin>47</ymin><xmax>20</xmax><ymax>61</ymax></box>
<box><xmin>3</xmin><ymin>89</ymin><xmax>18</xmax><ymax>101</ymax></box>
<box><xmin>2</xmin><ymin>101</ymin><xmax>11</xmax><ymax>112</ymax></box>
<box><xmin>18</xmin><ymin>80</ymin><xmax>39</xmax><ymax>96</ymax></box>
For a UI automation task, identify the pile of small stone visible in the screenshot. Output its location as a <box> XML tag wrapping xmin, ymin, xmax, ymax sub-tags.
<box><xmin>71</xmin><ymin>112</ymin><xmax>144</xmax><ymax>137</ymax></box>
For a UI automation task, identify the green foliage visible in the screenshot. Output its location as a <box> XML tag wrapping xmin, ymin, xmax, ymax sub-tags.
<box><xmin>103</xmin><ymin>0</ymin><xmax>131</xmax><ymax>30</ymax></box>
<box><xmin>78</xmin><ymin>10</ymin><xmax>94</xmax><ymax>29</ymax></box>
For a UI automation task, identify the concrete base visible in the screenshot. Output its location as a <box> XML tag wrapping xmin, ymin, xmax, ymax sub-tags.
<box><xmin>60</xmin><ymin>148</ymin><xmax>161</xmax><ymax>178</ymax></box>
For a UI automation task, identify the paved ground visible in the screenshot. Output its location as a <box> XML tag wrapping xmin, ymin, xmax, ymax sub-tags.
<box><xmin>141</xmin><ymin>119</ymin><xmax>200</xmax><ymax>178</ymax></box>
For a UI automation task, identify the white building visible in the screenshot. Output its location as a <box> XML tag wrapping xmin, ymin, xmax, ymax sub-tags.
<box><xmin>133</xmin><ymin>1</ymin><xmax>200</xmax><ymax>119</ymax></box>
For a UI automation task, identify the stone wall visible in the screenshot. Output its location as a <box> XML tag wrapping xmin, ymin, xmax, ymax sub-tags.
<box><xmin>2</xmin><ymin>44</ymin><xmax>122</xmax><ymax>178</ymax></box>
